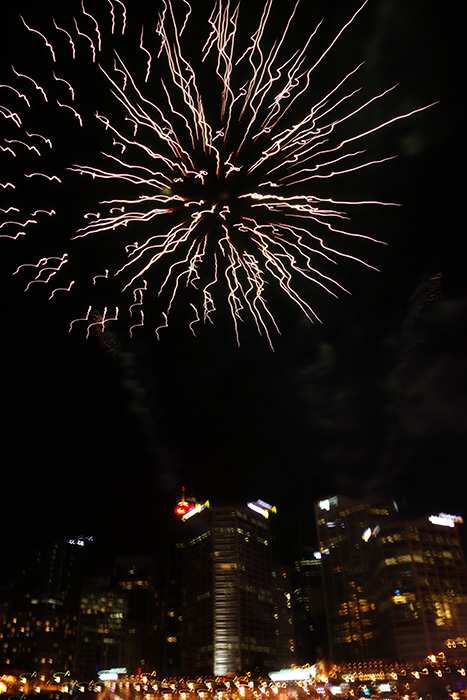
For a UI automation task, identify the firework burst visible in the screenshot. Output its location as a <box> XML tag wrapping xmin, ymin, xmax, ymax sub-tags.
<box><xmin>0</xmin><ymin>0</ymin><xmax>434</xmax><ymax>346</ymax></box>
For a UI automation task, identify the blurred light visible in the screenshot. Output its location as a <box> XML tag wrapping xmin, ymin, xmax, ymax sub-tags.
<box><xmin>429</xmin><ymin>513</ymin><xmax>463</xmax><ymax>527</ymax></box>
<box><xmin>393</xmin><ymin>594</ymin><xmax>407</xmax><ymax>604</ymax></box>
<box><xmin>362</xmin><ymin>525</ymin><xmax>380</xmax><ymax>541</ymax></box>
<box><xmin>247</xmin><ymin>500</ymin><xmax>276</xmax><ymax>518</ymax></box>
<box><xmin>318</xmin><ymin>497</ymin><xmax>338</xmax><ymax>511</ymax></box>
<box><xmin>269</xmin><ymin>669</ymin><xmax>313</xmax><ymax>681</ymax></box>
<box><xmin>182</xmin><ymin>500</ymin><xmax>210</xmax><ymax>521</ymax></box>
<box><xmin>175</xmin><ymin>501</ymin><xmax>195</xmax><ymax>518</ymax></box>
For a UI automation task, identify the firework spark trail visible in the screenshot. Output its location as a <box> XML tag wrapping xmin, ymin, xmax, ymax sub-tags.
<box><xmin>0</xmin><ymin>0</ymin><xmax>436</xmax><ymax>346</ymax></box>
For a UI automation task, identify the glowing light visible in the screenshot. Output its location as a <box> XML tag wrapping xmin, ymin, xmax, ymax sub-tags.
<box><xmin>181</xmin><ymin>499</ymin><xmax>210</xmax><ymax>521</ymax></box>
<box><xmin>269</xmin><ymin>669</ymin><xmax>313</xmax><ymax>681</ymax></box>
<box><xmin>428</xmin><ymin>513</ymin><xmax>463</xmax><ymax>528</ymax></box>
<box><xmin>174</xmin><ymin>502</ymin><xmax>194</xmax><ymax>517</ymax></box>
<box><xmin>174</xmin><ymin>487</ymin><xmax>196</xmax><ymax>518</ymax></box>
<box><xmin>319</xmin><ymin>497</ymin><xmax>338</xmax><ymax>511</ymax></box>
<box><xmin>1</xmin><ymin>0</ymin><xmax>435</xmax><ymax>343</ymax></box>
<box><xmin>67</xmin><ymin>535</ymin><xmax>93</xmax><ymax>546</ymax></box>
<box><xmin>97</xmin><ymin>668</ymin><xmax>127</xmax><ymax>681</ymax></box>
<box><xmin>247</xmin><ymin>499</ymin><xmax>277</xmax><ymax>518</ymax></box>
<box><xmin>362</xmin><ymin>524</ymin><xmax>380</xmax><ymax>541</ymax></box>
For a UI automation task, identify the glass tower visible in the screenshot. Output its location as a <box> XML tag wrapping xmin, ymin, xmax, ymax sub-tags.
<box><xmin>180</xmin><ymin>500</ymin><xmax>276</xmax><ymax>675</ymax></box>
<box><xmin>315</xmin><ymin>496</ymin><xmax>467</xmax><ymax>663</ymax></box>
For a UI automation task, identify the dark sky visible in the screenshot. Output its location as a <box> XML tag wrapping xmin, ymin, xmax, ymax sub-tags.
<box><xmin>0</xmin><ymin>0</ymin><xmax>465</xmax><ymax>569</ymax></box>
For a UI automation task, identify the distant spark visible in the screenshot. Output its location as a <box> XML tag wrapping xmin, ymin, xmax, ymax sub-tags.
<box><xmin>0</xmin><ymin>0</ymin><xmax>435</xmax><ymax>346</ymax></box>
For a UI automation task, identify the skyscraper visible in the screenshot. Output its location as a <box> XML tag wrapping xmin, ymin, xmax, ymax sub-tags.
<box><xmin>375</xmin><ymin>511</ymin><xmax>467</xmax><ymax>661</ymax></box>
<box><xmin>0</xmin><ymin>535</ymin><xmax>92</xmax><ymax>671</ymax></box>
<box><xmin>315</xmin><ymin>496</ymin><xmax>467</xmax><ymax>663</ymax></box>
<box><xmin>291</xmin><ymin>547</ymin><xmax>328</xmax><ymax>664</ymax></box>
<box><xmin>73</xmin><ymin>556</ymin><xmax>164</xmax><ymax>678</ymax></box>
<box><xmin>178</xmin><ymin>498</ymin><xmax>277</xmax><ymax>675</ymax></box>
<box><xmin>271</xmin><ymin>562</ymin><xmax>296</xmax><ymax>667</ymax></box>
<box><xmin>315</xmin><ymin>496</ymin><xmax>391</xmax><ymax>662</ymax></box>
<box><xmin>73</xmin><ymin>575</ymin><xmax>126</xmax><ymax>678</ymax></box>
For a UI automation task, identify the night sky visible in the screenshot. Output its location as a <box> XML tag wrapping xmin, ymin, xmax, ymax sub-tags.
<box><xmin>0</xmin><ymin>0</ymin><xmax>465</xmax><ymax>571</ymax></box>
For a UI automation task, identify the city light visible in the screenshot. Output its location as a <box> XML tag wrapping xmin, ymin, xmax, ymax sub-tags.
<box><xmin>269</xmin><ymin>668</ymin><xmax>313</xmax><ymax>681</ymax></box>
<box><xmin>174</xmin><ymin>500</ymin><xmax>195</xmax><ymax>518</ymax></box>
<box><xmin>181</xmin><ymin>500</ymin><xmax>210</xmax><ymax>521</ymax></box>
<box><xmin>247</xmin><ymin>500</ymin><xmax>277</xmax><ymax>518</ymax></box>
<box><xmin>428</xmin><ymin>513</ymin><xmax>463</xmax><ymax>528</ymax></box>
<box><xmin>97</xmin><ymin>668</ymin><xmax>127</xmax><ymax>681</ymax></box>
<box><xmin>318</xmin><ymin>497</ymin><xmax>338</xmax><ymax>511</ymax></box>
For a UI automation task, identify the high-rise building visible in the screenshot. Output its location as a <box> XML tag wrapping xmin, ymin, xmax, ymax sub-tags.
<box><xmin>315</xmin><ymin>496</ymin><xmax>467</xmax><ymax>664</ymax></box>
<box><xmin>177</xmin><ymin>498</ymin><xmax>277</xmax><ymax>675</ymax></box>
<box><xmin>315</xmin><ymin>496</ymin><xmax>391</xmax><ymax>662</ymax></box>
<box><xmin>271</xmin><ymin>563</ymin><xmax>296</xmax><ymax>668</ymax></box>
<box><xmin>375</xmin><ymin>512</ymin><xmax>467</xmax><ymax>661</ymax></box>
<box><xmin>113</xmin><ymin>556</ymin><xmax>164</xmax><ymax>673</ymax></box>
<box><xmin>73</xmin><ymin>575</ymin><xmax>126</xmax><ymax>678</ymax></box>
<box><xmin>164</xmin><ymin>529</ymin><xmax>184</xmax><ymax>676</ymax></box>
<box><xmin>0</xmin><ymin>535</ymin><xmax>92</xmax><ymax>671</ymax></box>
<box><xmin>73</xmin><ymin>556</ymin><xmax>164</xmax><ymax>678</ymax></box>
<box><xmin>291</xmin><ymin>546</ymin><xmax>328</xmax><ymax>664</ymax></box>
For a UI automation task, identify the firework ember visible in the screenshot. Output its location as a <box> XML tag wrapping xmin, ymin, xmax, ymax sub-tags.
<box><xmin>0</xmin><ymin>0</ymin><xmax>434</xmax><ymax>346</ymax></box>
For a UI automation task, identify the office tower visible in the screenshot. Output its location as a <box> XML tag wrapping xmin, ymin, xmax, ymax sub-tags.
<box><xmin>292</xmin><ymin>547</ymin><xmax>328</xmax><ymax>664</ymax></box>
<box><xmin>315</xmin><ymin>496</ymin><xmax>467</xmax><ymax>664</ymax></box>
<box><xmin>315</xmin><ymin>496</ymin><xmax>393</xmax><ymax>662</ymax></box>
<box><xmin>164</xmin><ymin>512</ymin><xmax>186</xmax><ymax>676</ymax></box>
<box><xmin>73</xmin><ymin>556</ymin><xmax>164</xmax><ymax>678</ymax></box>
<box><xmin>375</xmin><ymin>512</ymin><xmax>467</xmax><ymax>661</ymax></box>
<box><xmin>178</xmin><ymin>498</ymin><xmax>277</xmax><ymax>675</ymax></box>
<box><xmin>0</xmin><ymin>536</ymin><xmax>92</xmax><ymax>671</ymax></box>
<box><xmin>271</xmin><ymin>562</ymin><xmax>296</xmax><ymax>667</ymax></box>
<box><xmin>113</xmin><ymin>556</ymin><xmax>164</xmax><ymax>673</ymax></box>
<box><xmin>73</xmin><ymin>576</ymin><xmax>126</xmax><ymax>678</ymax></box>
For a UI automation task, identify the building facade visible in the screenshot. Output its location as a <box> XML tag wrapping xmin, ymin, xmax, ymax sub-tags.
<box><xmin>73</xmin><ymin>576</ymin><xmax>127</xmax><ymax>678</ymax></box>
<box><xmin>315</xmin><ymin>496</ymin><xmax>467</xmax><ymax>664</ymax></box>
<box><xmin>0</xmin><ymin>536</ymin><xmax>92</xmax><ymax>672</ymax></box>
<box><xmin>271</xmin><ymin>563</ymin><xmax>296</xmax><ymax>667</ymax></box>
<box><xmin>291</xmin><ymin>546</ymin><xmax>328</xmax><ymax>664</ymax></box>
<box><xmin>179</xmin><ymin>499</ymin><xmax>277</xmax><ymax>675</ymax></box>
<box><xmin>73</xmin><ymin>556</ymin><xmax>164</xmax><ymax>678</ymax></box>
<box><xmin>375</xmin><ymin>513</ymin><xmax>467</xmax><ymax>661</ymax></box>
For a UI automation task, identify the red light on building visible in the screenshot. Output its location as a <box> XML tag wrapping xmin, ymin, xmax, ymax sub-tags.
<box><xmin>175</xmin><ymin>501</ymin><xmax>194</xmax><ymax>518</ymax></box>
<box><xmin>175</xmin><ymin>487</ymin><xmax>195</xmax><ymax>518</ymax></box>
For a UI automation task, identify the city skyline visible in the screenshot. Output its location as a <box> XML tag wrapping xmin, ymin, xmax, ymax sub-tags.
<box><xmin>2</xmin><ymin>493</ymin><xmax>467</xmax><ymax>678</ymax></box>
<box><xmin>0</xmin><ymin>0</ymin><xmax>465</xmax><ymax>570</ymax></box>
